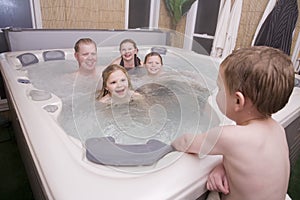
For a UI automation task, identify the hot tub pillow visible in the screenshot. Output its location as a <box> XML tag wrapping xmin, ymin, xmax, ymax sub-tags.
<box><xmin>16</xmin><ymin>53</ymin><xmax>39</xmax><ymax>66</ymax></box>
<box><xmin>85</xmin><ymin>136</ymin><xmax>175</xmax><ymax>166</ymax></box>
<box><xmin>43</xmin><ymin>50</ymin><xmax>65</xmax><ymax>61</ymax></box>
<box><xmin>151</xmin><ymin>46</ymin><xmax>167</xmax><ymax>55</ymax></box>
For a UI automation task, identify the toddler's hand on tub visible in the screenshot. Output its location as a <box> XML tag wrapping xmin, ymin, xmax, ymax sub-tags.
<box><xmin>206</xmin><ymin>163</ymin><xmax>229</xmax><ymax>195</ymax></box>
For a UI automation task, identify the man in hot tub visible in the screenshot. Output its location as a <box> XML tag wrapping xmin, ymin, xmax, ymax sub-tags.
<box><xmin>74</xmin><ymin>38</ymin><xmax>102</xmax><ymax>77</ymax></box>
<box><xmin>73</xmin><ymin>38</ymin><xmax>105</xmax><ymax>92</ymax></box>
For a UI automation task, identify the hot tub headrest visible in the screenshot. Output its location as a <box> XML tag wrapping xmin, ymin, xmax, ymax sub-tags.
<box><xmin>43</xmin><ymin>50</ymin><xmax>65</xmax><ymax>61</ymax></box>
<box><xmin>16</xmin><ymin>53</ymin><xmax>39</xmax><ymax>67</ymax></box>
<box><xmin>151</xmin><ymin>46</ymin><xmax>167</xmax><ymax>55</ymax></box>
<box><xmin>85</xmin><ymin>136</ymin><xmax>175</xmax><ymax>166</ymax></box>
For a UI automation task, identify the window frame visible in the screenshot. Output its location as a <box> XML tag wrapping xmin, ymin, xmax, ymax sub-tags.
<box><xmin>184</xmin><ymin>0</ymin><xmax>225</xmax><ymax>54</ymax></box>
<box><xmin>31</xmin><ymin>0</ymin><xmax>43</xmax><ymax>28</ymax></box>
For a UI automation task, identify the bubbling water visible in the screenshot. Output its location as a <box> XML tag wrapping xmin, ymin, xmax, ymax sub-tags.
<box><xmin>25</xmin><ymin>48</ymin><xmax>220</xmax><ymax>145</ymax></box>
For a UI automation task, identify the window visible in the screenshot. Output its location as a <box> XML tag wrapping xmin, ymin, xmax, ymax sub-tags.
<box><xmin>126</xmin><ymin>0</ymin><xmax>160</xmax><ymax>29</ymax></box>
<box><xmin>128</xmin><ymin>0</ymin><xmax>151</xmax><ymax>28</ymax></box>
<box><xmin>0</xmin><ymin>0</ymin><xmax>33</xmax><ymax>28</ymax></box>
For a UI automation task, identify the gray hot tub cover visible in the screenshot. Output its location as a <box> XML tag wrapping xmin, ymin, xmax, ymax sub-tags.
<box><xmin>85</xmin><ymin>136</ymin><xmax>175</xmax><ymax>166</ymax></box>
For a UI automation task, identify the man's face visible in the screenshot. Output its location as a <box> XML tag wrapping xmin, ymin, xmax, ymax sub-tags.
<box><xmin>75</xmin><ymin>43</ymin><xmax>97</xmax><ymax>72</ymax></box>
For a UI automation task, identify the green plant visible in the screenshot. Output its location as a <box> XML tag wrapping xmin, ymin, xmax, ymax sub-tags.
<box><xmin>165</xmin><ymin>0</ymin><xmax>197</xmax><ymax>29</ymax></box>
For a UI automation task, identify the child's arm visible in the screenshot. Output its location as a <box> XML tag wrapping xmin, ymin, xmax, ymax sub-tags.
<box><xmin>171</xmin><ymin>126</ymin><xmax>225</xmax><ymax>156</ymax></box>
<box><xmin>171</xmin><ymin>133</ymin><xmax>204</xmax><ymax>154</ymax></box>
<box><xmin>207</xmin><ymin>163</ymin><xmax>230</xmax><ymax>195</ymax></box>
<box><xmin>172</xmin><ymin>127</ymin><xmax>223</xmax><ymax>155</ymax></box>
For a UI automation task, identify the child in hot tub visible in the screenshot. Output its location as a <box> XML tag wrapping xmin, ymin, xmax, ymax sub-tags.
<box><xmin>172</xmin><ymin>46</ymin><xmax>294</xmax><ymax>200</ymax></box>
<box><xmin>129</xmin><ymin>51</ymin><xmax>164</xmax><ymax>88</ymax></box>
<box><xmin>144</xmin><ymin>51</ymin><xmax>164</xmax><ymax>76</ymax></box>
<box><xmin>97</xmin><ymin>64</ymin><xmax>143</xmax><ymax>104</ymax></box>
<box><xmin>110</xmin><ymin>39</ymin><xmax>143</xmax><ymax>71</ymax></box>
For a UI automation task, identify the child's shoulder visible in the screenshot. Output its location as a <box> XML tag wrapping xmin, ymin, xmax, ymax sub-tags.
<box><xmin>111</xmin><ymin>57</ymin><xmax>121</xmax><ymax>65</ymax></box>
<box><xmin>131</xmin><ymin>91</ymin><xmax>144</xmax><ymax>101</ymax></box>
<box><xmin>218</xmin><ymin>118</ymin><xmax>281</xmax><ymax>144</ymax></box>
<box><xmin>215</xmin><ymin>125</ymin><xmax>254</xmax><ymax>145</ymax></box>
<box><xmin>99</xmin><ymin>95</ymin><xmax>111</xmax><ymax>104</ymax></box>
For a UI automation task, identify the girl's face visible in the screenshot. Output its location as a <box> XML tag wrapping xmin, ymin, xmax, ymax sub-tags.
<box><xmin>120</xmin><ymin>42</ymin><xmax>137</xmax><ymax>61</ymax></box>
<box><xmin>105</xmin><ymin>69</ymin><xmax>129</xmax><ymax>98</ymax></box>
<box><xmin>144</xmin><ymin>55</ymin><xmax>163</xmax><ymax>75</ymax></box>
<box><xmin>75</xmin><ymin>43</ymin><xmax>97</xmax><ymax>72</ymax></box>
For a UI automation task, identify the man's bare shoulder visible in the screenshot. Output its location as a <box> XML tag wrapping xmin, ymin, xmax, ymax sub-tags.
<box><xmin>95</xmin><ymin>65</ymin><xmax>106</xmax><ymax>74</ymax></box>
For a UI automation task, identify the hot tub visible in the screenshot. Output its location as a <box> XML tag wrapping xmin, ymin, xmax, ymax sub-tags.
<box><xmin>0</xmin><ymin>45</ymin><xmax>299</xmax><ymax>200</ymax></box>
<box><xmin>0</xmin><ymin>45</ymin><xmax>223</xmax><ymax>200</ymax></box>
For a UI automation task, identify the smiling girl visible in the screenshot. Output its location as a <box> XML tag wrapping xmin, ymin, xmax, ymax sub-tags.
<box><xmin>111</xmin><ymin>39</ymin><xmax>143</xmax><ymax>71</ymax></box>
<box><xmin>97</xmin><ymin>64</ymin><xmax>142</xmax><ymax>103</ymax></box>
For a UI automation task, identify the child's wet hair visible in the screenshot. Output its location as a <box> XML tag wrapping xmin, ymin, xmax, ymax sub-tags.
<box><xmin>119</xmin><ymin>39</ymin><xmax>138</xmax><ymax>51</ymax></box>
<box><xmin>144</xmin><ymin>51</ymin><xmax>163</xmax><ymax>64</ymax></box>
<box><xmin>97</xmin><ymin>64</ymin><xmax>133</xmax><ymax>99</ymax></box>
